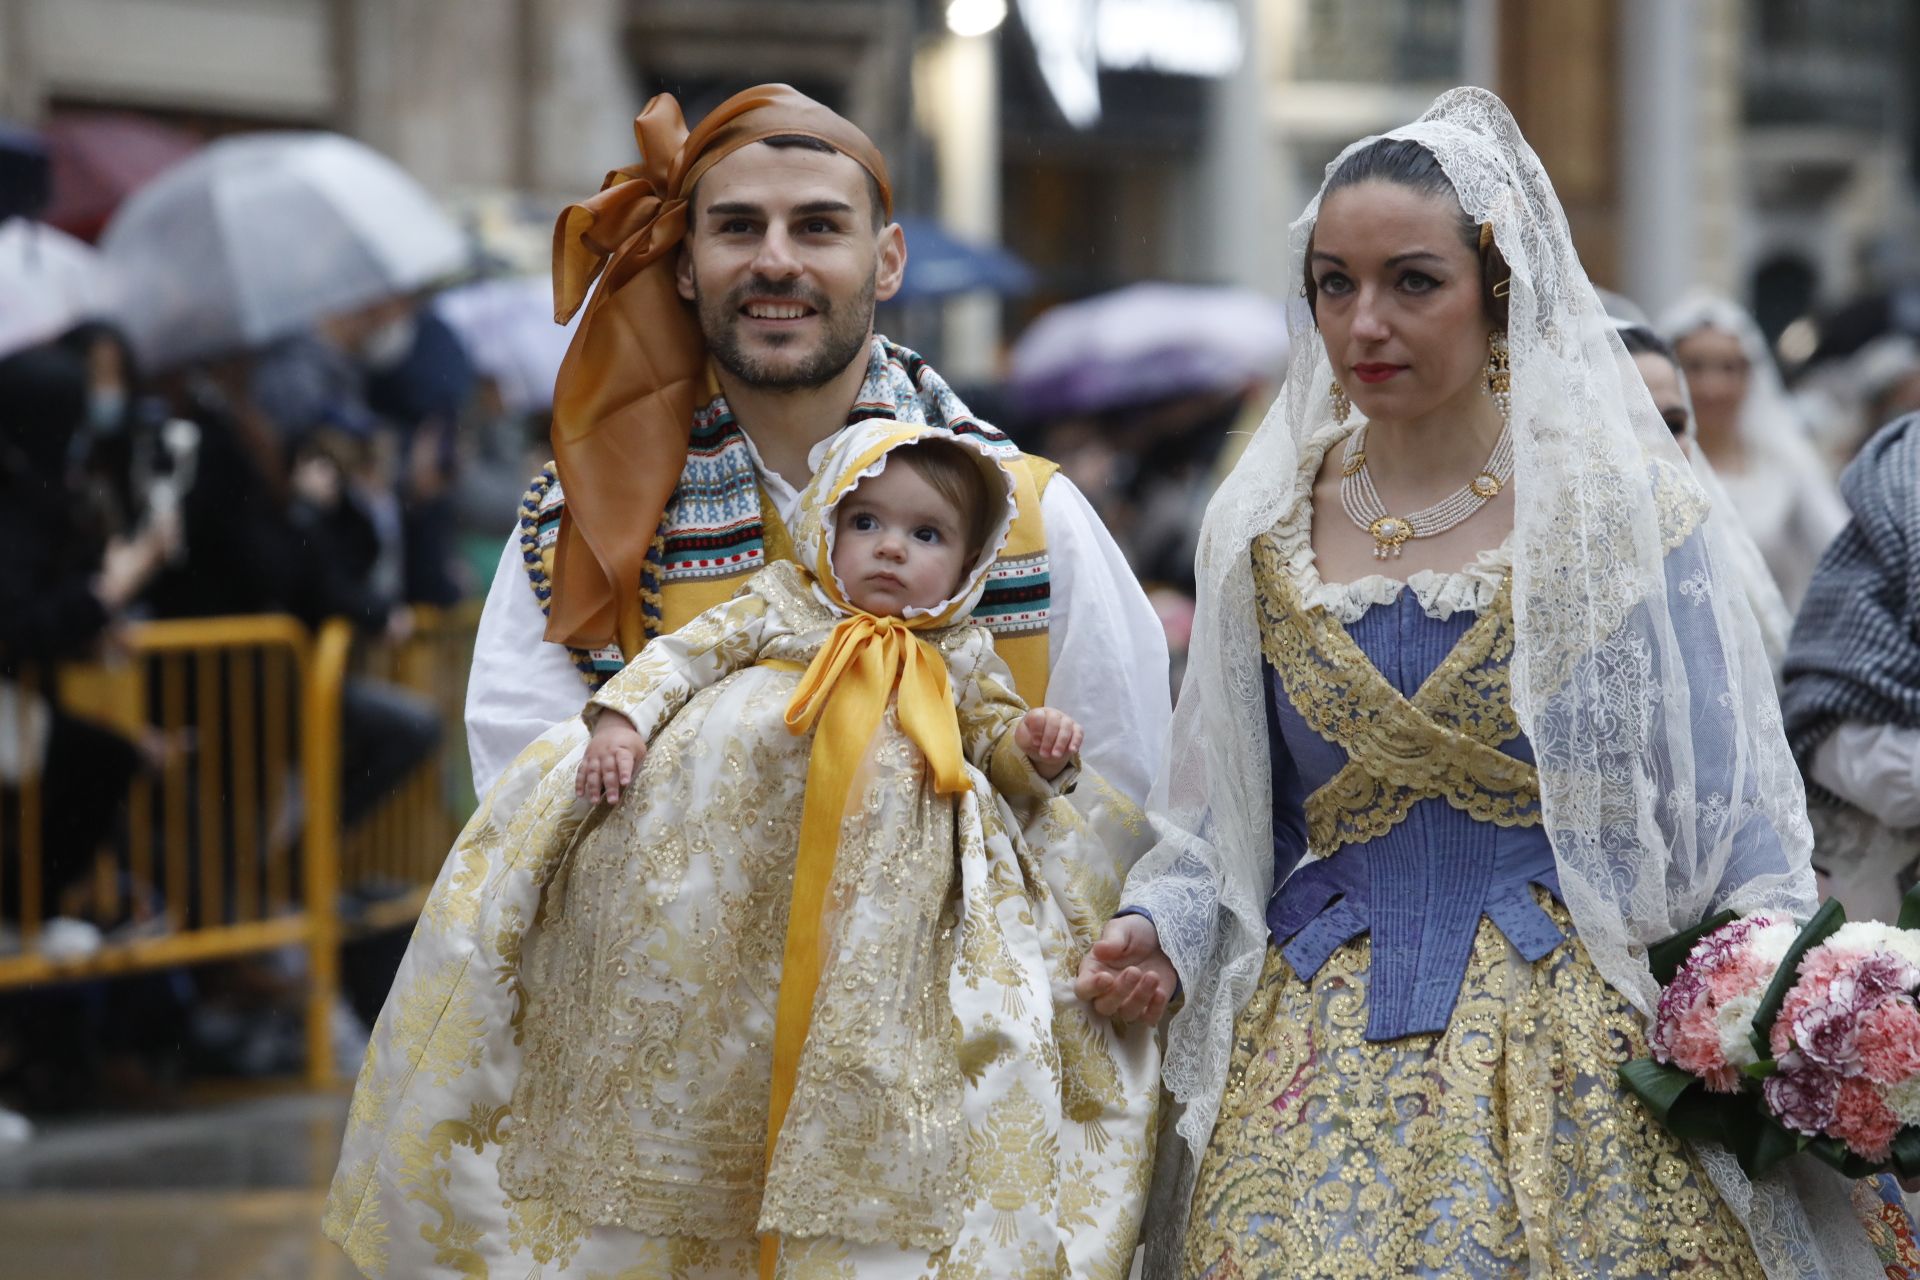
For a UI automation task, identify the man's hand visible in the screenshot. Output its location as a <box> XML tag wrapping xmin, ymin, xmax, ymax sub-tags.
<box><xmin>1075</xmin><ymin>914</ymin><xmax>1177</xmax><ymax>1023</ymax></box>
<box><xmin>577</xmin><ymin>710</ymin><xmax>647</xmax><ymax>805</ymax></box>
<box><xmin>1014</xmin><ymin>706</ymin><xmax>1083</xmax><ymax>780</ymax></box>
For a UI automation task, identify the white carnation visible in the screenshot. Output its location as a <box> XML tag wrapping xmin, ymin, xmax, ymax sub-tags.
<box><xmin>1825</xmin><ymin>921</ymin><xmax>1920</xmax><ymax>972</ymax></box>
<box><xmin>1748</xmin><ymin>919</ymin><xmax>1801</xmax><ymax>968</ymax></box>
<box><xmin>1884</xmin><ymin>1075</ymin><xmax>1920</xmax><ymax>1128</ymax></box>
<box><xmin>1716</xmin><ymin>992</ymin><xmax>1765</xmax><ymax>1069</ymax></box>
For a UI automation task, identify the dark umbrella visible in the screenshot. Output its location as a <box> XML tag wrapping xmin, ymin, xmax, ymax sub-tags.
<box><xmin>0</xmin><ymin>121</ymin><xmax>50</xmax><ymax>222</ymax></box>
<box><xmin>42</xmin><ymin>112</ymin><xmax>200</xmax><ymax>242</ymax></box>
<box><xmin>1009</xmin><ymin>283</ymin><xmax>1290</xmax><ymax>418</ymax></box>
<box><xmin>894</xmin><ymin>215</ymin><xmax>1033</xmax><ymax>301</ymax></box>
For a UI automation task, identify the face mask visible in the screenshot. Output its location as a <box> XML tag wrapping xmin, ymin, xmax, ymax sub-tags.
<box><xmin>359</xmin><ymin>315</ymin><xmax>418</xmax><ymax>371</ymax></box>
<box><xmin>85</xmin><ymin>386</ymin><xmax>127</xmax><ymax>434</ymax></box>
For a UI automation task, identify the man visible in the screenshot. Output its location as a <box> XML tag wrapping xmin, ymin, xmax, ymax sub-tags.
<box><xmin>465</xmin><ymin>85</ymin><xmax>1169</xmax><ymax>817</ymax></box>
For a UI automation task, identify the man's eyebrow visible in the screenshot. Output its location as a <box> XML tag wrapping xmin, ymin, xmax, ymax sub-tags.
<box><xmin>703</xmin><ymin>199</ymin><xmax>856</xmax><ymax>220</ymax></box>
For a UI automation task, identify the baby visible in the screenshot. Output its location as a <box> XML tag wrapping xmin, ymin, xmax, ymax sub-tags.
<box><xmin>495</xmin><ymin>420</ymin><xmax>1112</xmax><ymax>1269</ymax></box>
<box><xmin>576</xmin><ymin>432</ymin><xmax>1081</xmax><ymax>804</ymax></box>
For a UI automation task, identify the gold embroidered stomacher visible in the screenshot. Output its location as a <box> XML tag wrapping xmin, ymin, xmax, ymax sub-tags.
<box><xmin>1251</xmin><ymin>532</ymin><xmax>1541</xmax><ymax>855</ymax></box>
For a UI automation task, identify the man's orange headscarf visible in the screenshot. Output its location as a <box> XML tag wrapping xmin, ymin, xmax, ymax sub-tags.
<box><xmin>545</xmin><ymin>85</ymin><xmax>894</xmax><ymax>652</ymax></box>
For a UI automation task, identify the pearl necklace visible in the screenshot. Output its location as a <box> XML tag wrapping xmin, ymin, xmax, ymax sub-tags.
<box><xmin>1338</xmin><ymin>422</ymin><xmax>1514</xmax><ymax>559</ymax></box>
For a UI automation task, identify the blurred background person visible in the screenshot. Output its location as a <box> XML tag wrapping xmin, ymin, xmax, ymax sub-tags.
<box><xmin>1661</xmin><ymin>293</ymin><xmax>1848</xmax><ymax>611</ymax></box>
<box><xmin>0</xmin><ymin>332</ymin><xmax>173</xmax><ymax>938</ymax></box>
<box><xmin>1783</xmin><ymin>410</ymin><xmax>1920</xmax><ymax>924</ymax></box>
<box><xmin>1605</xmin><ymin>298</ymin><xmax>1795</xmax><ymax>669</ymax></box>
<box><xmin>1006</xmin><ymin>283</ymin><xmax>1288</xmax><ymax>695</ymax></box>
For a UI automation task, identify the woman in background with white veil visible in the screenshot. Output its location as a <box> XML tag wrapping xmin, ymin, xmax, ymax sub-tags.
<box><xmin>1077</xmin><ymin>88</ymin><xmax>1914</xmax><ymax>1277</ymax></box>
<box><xmin>1661</xmin><ymin>293</ymin><xmax>1848</xmax><ymax>611</ymax></box>
<box><xmin>1612</xmin><ymin>313</ymin><xmax>1795</xmax><ymax>670</ymax></box>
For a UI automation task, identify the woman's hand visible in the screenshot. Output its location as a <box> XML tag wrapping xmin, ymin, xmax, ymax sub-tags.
<box><xmin>1075</xmin><ymin>914</ymin><xmax>1178</xmax><ymax>1023</ymax></box>
<box><xmin>577</xmin><ymin>711</ymin><xmax>646</xmax><ymax>804</ymax></box>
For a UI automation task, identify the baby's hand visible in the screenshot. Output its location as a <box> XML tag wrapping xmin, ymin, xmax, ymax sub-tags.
<box><xmin>577</xmin><ymin>710</ymin><xmax>646</xmax><ymax>805</ymax></box>
<box><xmin>1014</xmin><ymin>706</ymin><xmax>1082</xmax><ymax>780</ymax></box>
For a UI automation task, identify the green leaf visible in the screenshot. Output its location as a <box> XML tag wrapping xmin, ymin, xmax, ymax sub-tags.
<box><xmin>1619</xmin><ymin>1058</ymin><xmax>1701</xmax><ymax>1125</ymax></box>
<box><xmin>1723</xmin><ymin>1114</ymin><xmax>1808</xmax><ymax>1180</ymax></box>
<box><xmin>1899</xmin><ymin>882</ymin><xmax>1920</xmax><ymax>932</ymax></box>
<box><xmin>1891</xmin><ymin>1127</ymin><xmax>1920</xmax><ymax>1182</ymax></box>
<box><xmin>1739</xmin><ymin>1058</ymin><xmax>1779</xmax><ymax>1080</ymax></box>
<box><xmin>1802</xmin><ymin>1134</ymin><xmax>1884</xmax><ymax>1180</ymax></box>
<box><xmin>1749</xmin><ymin>898</ymin><xmax>1847</xmax><ymax>1061</ymax></box>
<box><xmin>1647</xmin><ymin>909</ymin><xmax>1739</xmax><ymax>987</ymax></box>
<box><xmin>1664</xmin><ymin>1087</ymin><xmax>1745</xmax><ymax>1145</ymax></box>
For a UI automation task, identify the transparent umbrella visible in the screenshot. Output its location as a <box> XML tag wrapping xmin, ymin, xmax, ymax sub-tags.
<box><xmin>0</xmin><ymin>218</ymin><xmax>118</xmax><ymax>359</ymax></box>
<box><xmin>433</xmin><ymin>274</ymin><xmax>580</xmax><ymax>416</ymax></box>
<box><xmin>99</xmin><ymin>131</ymin><xmax>467</xmax><ymax>370</ymax></box>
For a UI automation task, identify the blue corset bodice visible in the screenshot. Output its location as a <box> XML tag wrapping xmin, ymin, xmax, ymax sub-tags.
<box><xmin>1264</xmin><ymin>591</ymin><xmax>1565</xmax><ymax>1041</ymax></box>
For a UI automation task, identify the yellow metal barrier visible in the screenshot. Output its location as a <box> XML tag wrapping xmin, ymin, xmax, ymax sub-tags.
<box><xmin>337</xmin><ymin>601</ymin><xmax>483</xmax><ymax>933</ymax></box>
<box><xmin>0</xmin><ymin>605</ymin><xmax>483</xmax><ymax>1087</ymax></box>
<box><xmin>0</xmin><ymin>616</ymin><xmax>340</xmax><ymax>1085</ymax></box>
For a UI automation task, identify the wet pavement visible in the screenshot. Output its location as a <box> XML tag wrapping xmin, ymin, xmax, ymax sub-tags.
<box><xmin>0</xmin><ymin>1091</ymin><xmax>355</xmax><ymax>1280</ymax></box>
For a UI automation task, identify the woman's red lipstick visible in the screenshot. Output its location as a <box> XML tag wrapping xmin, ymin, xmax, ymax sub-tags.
<box><xmin>1352</xmin><ymin>363</ymin><xmax>1405</xmax><ymax>384</ymax></box>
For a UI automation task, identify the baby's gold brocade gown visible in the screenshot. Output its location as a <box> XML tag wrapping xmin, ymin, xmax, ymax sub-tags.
<box><xmin>322</xmin><ymin>561</ymin><xmax>1157</xmax><ymax>1280</ymax></box>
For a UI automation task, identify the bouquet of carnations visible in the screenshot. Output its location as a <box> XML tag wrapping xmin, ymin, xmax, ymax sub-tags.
<box><xmin>1621</xmin><ymin>887</ymin><xmax>1920</xmax><ymax>1179</ymax></box>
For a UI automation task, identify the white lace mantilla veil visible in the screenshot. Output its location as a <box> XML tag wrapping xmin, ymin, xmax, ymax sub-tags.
<box><xmin>1131</xmin><ymin>87</ymin><xmax>1877</xmax><ymax>1276</ymax></box>
<box><xmin>1606</xmin><ymin>307</ymin><xmax>1794</xmax><ymax>666</ymax></box>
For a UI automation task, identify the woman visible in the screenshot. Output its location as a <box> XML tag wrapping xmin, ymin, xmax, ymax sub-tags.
<box><xmin>1661</xmin><ymin>293</ymin><xmax>1847</xmax><ymax>610</ymax></box>
<box><xmin>1614</xmin><ymin>316</ymin><xmax>1794</xmax><ymax>668</ymax></box>
<box><xmin>1079</xmin><ymin>88</ymin><xmax>1914</xmax><ymax>1277</ymax></box>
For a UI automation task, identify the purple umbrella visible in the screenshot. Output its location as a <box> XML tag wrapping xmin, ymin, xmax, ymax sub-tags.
<box><xmin>1009</xmin><ymin>283</ymin><xmax>1290</xmax><ymax>417</ymax></box>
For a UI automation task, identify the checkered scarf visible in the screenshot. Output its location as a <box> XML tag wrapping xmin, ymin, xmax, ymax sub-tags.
<box><xmin>1781</xmin><ymin>412</ymin><xmax>1920</xmax><ymax>803</ymax></box>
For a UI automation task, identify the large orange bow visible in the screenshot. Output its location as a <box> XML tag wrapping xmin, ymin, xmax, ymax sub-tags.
<box><xmin>544</xmin><ymin>85</ymin><xmax>894</xmax><ymax>653</ymax></box>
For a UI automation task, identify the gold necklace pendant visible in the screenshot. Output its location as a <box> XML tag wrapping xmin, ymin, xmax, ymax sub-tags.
<box><xmin>1470</xmin><ymin>472</ymin><xmax>1502</xmax><ymax>498</ymax></box>
<box><xmin>1369</xmin><ymin>515</ymin><xmax>1413</xmax><ymax>559</ymax></box>
<box><xmin>1341</xmin><ymin>451</ymin><xmax>1367</xmax><ymax>478</ymax></box>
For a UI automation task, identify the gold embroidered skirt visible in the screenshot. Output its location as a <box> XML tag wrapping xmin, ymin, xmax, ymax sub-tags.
<box><xmin>1183</xmin><ymin>898</ymin><xmax>1767</xmax><ymax>1279</ymax></box>
<box><xmin>322</xmin><ymin>694</ymin><xmax>1158</xmax><ymax>1279</ymax></box>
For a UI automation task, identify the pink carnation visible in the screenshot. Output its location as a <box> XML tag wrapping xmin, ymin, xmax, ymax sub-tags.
<box><xmin>1791</xmin><ymin>995</ymin><xmax>1864</xmax><ymax>1075</ymax></box>
<box><xmin>1829</xmin><ymin>1076</ymin><xmax>1902</xmax><ymax>1162</ymax></box>
<box><xmin>1653</xmin><ymin>915</ymin><xmax>1784</xmax><ymax>1080</ymax></box>
<box><xmin>1855</xmin><ymin>997</ymin><xmax>1920</xmax><ymax>1086</ymax></box>
<box><xmin>1775</xmin><ymin>969</ymin><xmax>1835</xmax><ymax>1059</ymax></box>
<box><xmin>1775</xmin><ymin>946</ymin><xmax>1920</xmax><ymax>1071</ymax></box>
<box><xmin>1669</xmin><ymin>1015</ymin><xmax>1740</xmax><ymax>1092</ymax></box>
<box><xmin>1795</xmin><ymin>945</ymin><xmax>1854</xmax><ymax>990</ymax></box>
<box><xmin>1652</xmin><ymin>963</ymin><xmax>1710</xmax><ymax>1064</ymax></box>
<box><xmin>1764</xmin><ymin>1052</ymin><xmax>1841</xmax><ymax>1137</ymax></box>
<box><xmin>1706</xmin><ymin>951</ymin><xmax>1775</xmax><ymax>1003</ymax></box>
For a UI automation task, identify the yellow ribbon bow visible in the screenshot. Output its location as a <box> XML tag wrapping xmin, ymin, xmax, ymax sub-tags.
<box><xmin>757</xmin><ymin>612</ymin><xmax>968</xmax><ymax>1274</ymax></box>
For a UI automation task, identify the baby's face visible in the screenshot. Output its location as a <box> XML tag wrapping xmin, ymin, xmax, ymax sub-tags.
<box><xmin>830</xmin><ymin>461</ymin><xmax>972</xmax><ymax>616</ymax></box>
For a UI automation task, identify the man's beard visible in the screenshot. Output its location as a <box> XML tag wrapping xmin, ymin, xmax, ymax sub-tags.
<box><xmin>695</xmin><ymin>272</ymin><xmax>877</xmax><ymax>391</ymax></box>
